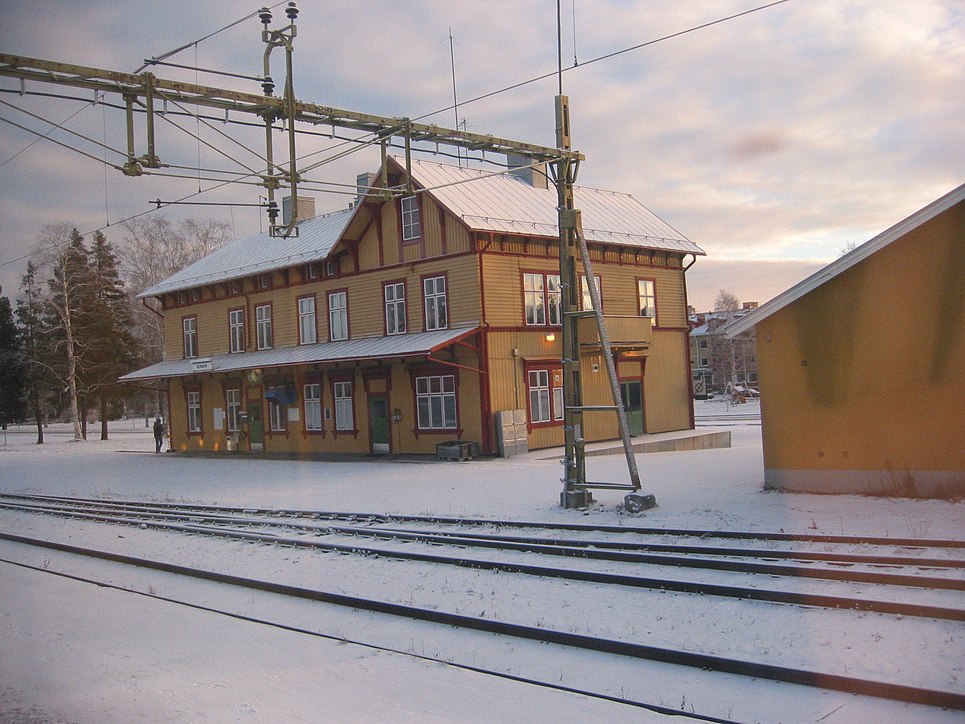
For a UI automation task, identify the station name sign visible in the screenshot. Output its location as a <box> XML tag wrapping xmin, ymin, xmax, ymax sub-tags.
<box><xmin>191</xmin><ymin>359</ymin><xmax>213</xmax><ymax>372</ymax></box>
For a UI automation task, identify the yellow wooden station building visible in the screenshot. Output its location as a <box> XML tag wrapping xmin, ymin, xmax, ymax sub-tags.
<box><xmin>122</xmin><ymin>157</ymin><xmax>705</xmax><ymax>457</ymax></box>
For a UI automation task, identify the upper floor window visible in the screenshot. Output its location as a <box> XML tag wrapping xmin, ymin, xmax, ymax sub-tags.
<box><xmin>229</xmin><ymin>279</ymin><xmax>242</xmax><ymax>296</ymax></box>
<box><xmin>298</xmin><ymin>295</ymin><xmax>317</xmax><ymax>345</ymax></box>
<box><xmin>523</xmin><ymin>272</ymin><xmax>561</xmax><ymax>326</ymax></box>
<box><xmin>580</xmin><ymin>274</ymin><xmax>602</xmax><ymax>311</ymax></box>
<box><xmin>423</xmin><ymin>276</ymin><xmax>448</xmax><ymax>331</ymax></box>
<box><xmin>328</xmin><ymin>290</ymin><xmax>348</xmax><ymax>341</ymax></box>
<box><xmin>401</xmin><ymin>195</ymin><xmax>421</xmax><ymax>241</ymax></box>
<box><xmin>415</xmin><ymin>375</ymin><xmax>457</xmax><ymax>430</ymax></box>
<box><xmin>258</xmin><ymin>273</ymin><xmax>271</xmax><ymax>290</ymax></box>
<box><xmin>384</xmin><ymin>282</ymin><xmax>406</xmax><ymax>336</ymax></box>
<box><xmin>190</xmin><ymin>288</ymin><xmax>201</xmax><ymax>302</ymax></box>
<box><xmin>228</xmin><ymin>309</ymin><xmax>245</xmax><ymax>353</ymax></box>
<box><xmin>182</xmin><ymin>316</ymin><xmax>198</xmax><ymax>359</ymax></box>
<box><xmin>638</xmin><ymin>279</ymin><xmax>656</xmax><ymax>319</ymax></box>
<box><xmin>255</xmin><ymin>304</ymin><xmax>273</xmax><ymax>350</ymax></box>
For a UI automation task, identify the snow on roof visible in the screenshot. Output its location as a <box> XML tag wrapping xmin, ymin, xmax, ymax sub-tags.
<box><xmin>725</xmin><ymin>182</ymin><xmax>965</xmax><ymax>338</ymax></box>
<box><xmin>408</xmin><ymin>157</ymin><xmax>704</xmax><ymax>256</ymax></box>
<box><xmin>120</xmin><ymin>325</ymin><xmax>480</xmax><ymax>382</ymax></box>
<box><xmin>136</xmin><ymin>207</ymin><xmax>357</xmax><ymax>299</ymax></box>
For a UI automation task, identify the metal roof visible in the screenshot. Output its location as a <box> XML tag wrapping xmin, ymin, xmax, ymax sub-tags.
<box><xmin>120</xmin><ymin>325</ymin><xmax>480</xmax><ymax>382</ymax></box>
<box><xmin>408</xmin><ymin>158</ymin><xmax>704</xmax><ymax>256</ymax></box>
<box><xmin>725</xmin><ymin>182</ymin><xmax>965</xmax><ymax>338</ymax></box>
<box><xmin>136</xmin><ymin>207</ymin><xmax>357</xmax><ymax>299</ymax></box>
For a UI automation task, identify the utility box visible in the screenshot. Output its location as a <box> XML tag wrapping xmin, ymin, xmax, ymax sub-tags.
<box><xmin>495</xmin><ymin>409</ymin><xmax>528</xmax><ymax>457</ymax></box>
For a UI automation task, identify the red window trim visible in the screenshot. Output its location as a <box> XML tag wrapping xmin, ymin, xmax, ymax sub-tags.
<box><xmin>520</xmin><ymin>269</ymin><xmax>562</xmax><ymax>328</ymax></box>
<box><xmin>328</xmin><ymin>371</ymin><xmax>359</xmax><ymax>438</ymax></box>
<box><xmin>407</xmin><ymin>364</ymin><xmax>462</xmax><ymax>438</ymax></box>
<box><xmin>382</xmin><ymin>279</ymin><xmax>408</xmax><ymax>336</ymax></box>
<box><xmin>254</xmin><ymin>301</ymin><xmax>274</xmax><ymax>350</ymax></box>
<box><xmin>522</xmin><ymin>360</ymin><xmax>564</xmax><ymax>431</ymax></box>
<box><xmin>300</xmin><ymin>373</ymin><xmax>325</xmax><ymax>438</ymax></box>
<box><xmin>326</xmin><ymin>287</ymin><xmax>350</xmax><ymax>342</ymax></box>
<box><xmin>398</xmin><ymin>194</ymin><xmax>423</xmax><ymax>245</ymax></box>
<box><xmin>420</xmin><ymin>271</ymin><xmax>449</xmax><ymax>332</ymax></box>
<box><xmin>183</xmin><ymin>383</ymin><xmax>204</xmax><ymax>437</ymax></box>
<box><xmin>181</xmin><ymin>315</ymin><xmax>198</xmax><ymax>359</ymax></box>
<box><xmin>295</xmin><ymin>292</ymin><xmax>318</xmax><ymax>346</ymax></box>
<box><xmin>636</xmin><ymin>275</ymin><xmax>659</xmax><ymax>328</ymax></box>
<box><xmin>227</xmin><ymin>306</ymin><xmax>246</xmax><ymax>353</ymax></box>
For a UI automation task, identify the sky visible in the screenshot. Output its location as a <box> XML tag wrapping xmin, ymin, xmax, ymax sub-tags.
<box><xmin>0</xmin><ymin>0</ymin><xmax>962</xmax><ymax>311</ymax></box>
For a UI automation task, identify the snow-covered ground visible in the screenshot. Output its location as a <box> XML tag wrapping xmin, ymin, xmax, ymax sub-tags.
<box><xmin>1</xmin><ymin>402</ymin><xmax>963</xmax><ymax>722</ymax></box>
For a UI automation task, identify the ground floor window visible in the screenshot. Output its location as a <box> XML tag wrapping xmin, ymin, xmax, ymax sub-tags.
<box><xmin>186</xmin><ymin>390</ymin><xmax>202</xmax><ymax>433</ymax></box>
<box><xmin>304</xmin><ymin>382</ymin><xmax>322</xmax><ymax>431</ymax></box>
<box><xmin>334</xmin><ymin>381</ymin><xmax>354</xmax><ymax>431</ymax></box>
<box><xmin>225</xmin><ymin>388</ymin><xmax>241</xmax><ymax>432</ymax></box>
<box><xmin>415</xmin><ymin>374</ymin><xmax>456</xmax><ymax>430</ymax></box>
<box><xmin>267</xmin><ymin>389</ymin><xmax>287</xmax><ymax>433</ymax></box>
<box><xmin>527</xmin><ymin>366</ymin><xmax>563</xmax><ymax>425</ymax></box>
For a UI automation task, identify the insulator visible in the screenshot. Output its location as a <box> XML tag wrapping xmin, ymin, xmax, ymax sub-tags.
<box><xmin>262</xmin><ymin>76</ymin><xmax>274</xmax><ymax>95</ymax></box>
<box><xmin>259</xmin><ymin>7</ymin><xmax>272</xmax><ymax>25</ymax></box>
<box><xmin>286</xmin><ymin>2</ymin><xmax>299</xmax><ymax>20</ymax></box>
<box><xmin>267</xmin><ymin>201</ymin><xmax>279</xmax><ymax>222</ymax></box>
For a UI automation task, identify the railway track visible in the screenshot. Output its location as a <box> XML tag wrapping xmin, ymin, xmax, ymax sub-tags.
<box><xmin>2</xmin><ymin>492</ymin><xmax>963</xmax><ymax>718</ymax></box>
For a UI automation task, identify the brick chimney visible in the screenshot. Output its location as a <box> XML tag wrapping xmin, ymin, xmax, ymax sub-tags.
<box><xmin>506</xmin><ymin>153</ymin><xmax>548</xmax><ymax>189</ymax></box>
<box><xmin>282</xmin><ymin>195</ymin><xmax>316</xmax><ymax>225</ymax></box>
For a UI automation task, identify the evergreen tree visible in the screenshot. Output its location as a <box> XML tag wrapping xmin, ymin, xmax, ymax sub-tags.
<box><xmin>17</xmin><ymin>261</ymin><xmax>53</xmax><ymax>443</ymax></box>
<box><xmin>0</xmin><ymin>287</ymin><xmax>28</xmax><ymax>427</ymax></box>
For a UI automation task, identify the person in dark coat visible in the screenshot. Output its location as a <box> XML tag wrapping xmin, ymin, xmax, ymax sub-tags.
<box><xmin>153</xmin><ymin>417</ymin><xmax>165</xmax><ymax>453</ymax></box>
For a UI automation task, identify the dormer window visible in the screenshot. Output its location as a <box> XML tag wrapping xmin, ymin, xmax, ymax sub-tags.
<box><xmin>326</xmin><ymin>260</ymin><xmax>338</xmax><ymax>277</ymax></box>
<box><xmin>190</xmin><ymin>288</ymin><xmax>201</xmax><ymax>302</ymax></box>
<box><xmin>401</xmin><ymin>195</ymin><xmax>421</xmax><ymax>242</ymax></box>
<box><xmin>306</xmin><ymin>264</ymin><xmax>319</xmax><ymax>280</ymax></box>
<box><xmin>177</xmin><ymin>291</ymin><xmax>187</xmax><ymax>305</ymax></box>
<box><xmin>259</xmin><ymin>273</ymin><xmax>271</xmax><ymax>290</ymax></box>
<box><xmin>229</xmin><ymin>280</ymin><xmax>241</xmax><ymax>295</ymax></box>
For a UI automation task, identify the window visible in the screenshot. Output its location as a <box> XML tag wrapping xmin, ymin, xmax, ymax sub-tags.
<box><xmin>527</xmin><ymin>367</ymin><xmax>563</xmax><ymax>424</ymax></box>
<box><xmin>523</xmin><ymin>272</ymin><xmax>561</xmax><ymax>326</ymax></box>
<box><xmin>259</xmin><ymin>273</ymin><xmax>271</xmax><ymax>290</ymax></box>
<box><xmin>638</xmin><ymin>279</ymin><xmax>656</xmax><ymax>318</ymax></box>
<box><xmin>228</xmin><ymin>309</ymin><xmax>245</xmax><ymax>353</ymax></box>
<box><xmin>186</xmin><ymin>390</ymin><xmax>202</xmax><ymax>433</ymax></box>
<box><xmin>268</xmin><ymin>395</ymin><xmax>286</xmax><ymax>433</ymax></box>
<box><xmin>306</xmin><ymin>264</ymin><xmax>318</xmax><ymax>280</ymax></box>
<box><xmin>304</xmin><ymin>383</ymin><xmax>322</xmax><ymax>431</ymax></box>
<box><xmin>190</xmin><ymin>288</ymin><xmax>201</xmax><ymax>302</ymax></box>
<box><xmin>334</xmin><ymin>381</ymin><xmax>354</xmax><ymax>431</ymax></box>
<box><xmin>177</xmin><ymin>291</ymin><xmax>187</xmax><ymax>305</ymax></box>
<box><xmin>255</xmin><ymin>304</ymin><xmax>272</xmax><ymax>350</ymax></box>
<box><xmin>423</xmin><ymin>276</ymin><xmax>448</xmax><ymax>331</ymax></box>
<box><xmin>416</xmin><ymin>375</ymin><xmax>457</xmax><ymax>430</ymax></box>
<box><xmin>229</xmin><ymin>280</ymin><xmax>241</xmax><ymax>295</ymax></box>
<box><xmin>700</xmin><ymin>357</ymin><xmax>709</xmax><ymax>367</ymax></box>
<box><xmin>401</xmin><ymin>195</ymin><xmax>421</xmax><ymax>241</ymax></box>
<box><xmin>698</xmin><ymin>339</ymin><xmax>708</xmax><ymax>349</ymax></box>
<box><xmin>328</xmin><ymin>290</ymin><xmax>348</xmax><ymax>341</ymax></box>
<box><xmin>225</xmin><ymin>388</ymin><xmax>241</xmax><ymax>432</ymax></box>
<box><xmin>298</xmin><ymin>295</ymin><xmax>317</xmax><ymax>345</ymax></box>
<box><xmin>384</xmin><ymin>282</ymin><xmax>406</xmax><ymax>335</ymax></box>
<box><xmin>580</xmin><ymin>275</ymin><xmax>601</xmax><ymax>311</ymax></box>
<box><xmin>182</xmin><ymin>316</ymin><xmax>198</xmax><ymax>359</ymax></box>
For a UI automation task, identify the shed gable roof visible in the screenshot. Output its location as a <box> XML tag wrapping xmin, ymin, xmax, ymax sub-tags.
<box><xmin>725</xmin><ymin>183</ymin><xmax>965</xmax><ymax>338</ymax></box>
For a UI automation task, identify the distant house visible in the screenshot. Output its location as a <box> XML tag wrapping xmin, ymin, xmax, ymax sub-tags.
<box><xmin>121</xmin><ymin>156</ymin><xmax>705</xmax><ymax>456</ymax></box>
<box><xmin>689</xmin><ymin>303</ymin><xmax>759</xmax><ymax>397</ymax></box>
<box><xmin>726</xmin><ymin>183</ymin><xmax>965</xmax><ymax>498</ymax></box>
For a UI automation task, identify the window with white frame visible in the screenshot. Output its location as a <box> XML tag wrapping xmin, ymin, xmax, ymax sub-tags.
<box><xmin>267</xmin><ymin>389</ymin><xmax>286</xmax><ymax>432</ymax></box>
<box><xmin>401</xmin><ymin>195</ymin><xmax>421</xmax><ymax>241</ymax></box>
<box><xmin>225</xmin><ymin>388</ymin><xmax>241</xmax><ymax>432</ymax></box>
<box><xmin>255</xmin><ymin>304</ymin><xmax>272</xmax><ymax>350</ymax></box>
<box><xmin>333</xmin><ymin>381</ymin><xmax>354</xmax><ymax>431</ymax></box>
<box><xmin>384</xmin><ymin>282</ymin><xmax>406</xmax><ymax>335</ymax></box>
<box><xmin>186</xmin><ymin>390</ymin><xmax>202</xmax><ymax>433</ymax></box>
<box><xmin>328</xmin><ymin>291</ymin><xmax>348</xmax><ymax>341</ymax></box>
<box><xmin>298</xmin><ymin>296</ymin><xmax>317</xmax><ymax>345</ymax></box>
<box><xmin>528</xmin><ymin>367</ymin><xmax>563</xmax><ymax>424</ymax></box>
<box><xmin>638</xmin><ymin>279</ymin><xmax>656</xmax><ymax>318</ymax></box>
<box><xmin>523</xmin><ymin>272</ymin><xmax>561</xmax><ymax>326</ymax></box>
<box><xmin>415</xmin><ymin>375</ymin><xmax>457</xmax><ymax>430</ymax></box>
<box><xmin>304</xmin><ymin>383</ymin><xmax>322</xmax><ymax>431</ymax></box>
<box><xmin>580</xmin><ymin>274</ymin><xmax>601</xmax><ymax>311</ymax></box>
<box><xmin>182</xmin><ymin>317</ymin><xmax>198</xmax><ymax>359</ymax></box>
<box><xmin>228</xmin><ymin>309</ymin><xmax>245</xmax><ymax>353</ymax></box>
<box><xmin>423</xmin><ymin>276</ymin><xmax>448</xmax><ymax>331</ymax></box>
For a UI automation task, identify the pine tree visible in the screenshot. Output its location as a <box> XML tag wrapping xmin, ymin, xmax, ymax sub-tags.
<box><xmin>0</xmin><ymin>288</ymin><xmax>28</xmax><ymax>428</ymax></box>
<box><xmin>17</xmin><ymin>261</ymin><xmax>53</xmax><ymax>443</ymax></box>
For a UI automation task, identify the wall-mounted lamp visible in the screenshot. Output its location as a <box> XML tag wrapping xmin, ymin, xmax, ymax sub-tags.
<box><xmin>545</xmin><ymin>332</ymin><xmax>556</xmax><ymax>342</ymax></box>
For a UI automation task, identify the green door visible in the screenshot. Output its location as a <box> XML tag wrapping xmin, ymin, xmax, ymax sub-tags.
<box><xmin>620</xmin><ymin>381</ymin><xmax>644</xmax><ymax>436</ymax></box>
<box><xmin>369</xmin><ymin>396</ymin><xmax>389</xmax><ymax>453</ymax></box>
<box><xmin>247</xmin><ymin>401</ymin><xmax>264</xmax><ymax>450</ymax></box>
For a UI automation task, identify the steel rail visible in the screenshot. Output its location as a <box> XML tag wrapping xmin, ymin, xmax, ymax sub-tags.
<box><xmin>1</xmin><ymin>531</ymin><xmax>962</xmax><ymax>711</ymax></box>
<box><xmin>2</xmin><ymin>500</ymin><xmax>963</xmax><ymax>621</ymax></box>
<box><xmin>5</xmin><ymin>492</ymin><xmax>964</xmax><ymax>549</ymax></box>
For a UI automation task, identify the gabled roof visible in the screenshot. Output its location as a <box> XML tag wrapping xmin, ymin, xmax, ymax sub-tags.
<box><xmin>137</xmin><ymin>157</ymin><xmax>702</xmax><ymax>299</ymax></box>
<box><xmin>408</xmin><ymin>157</ymin><xmax>703</xmax><ymax>256</ymax></box>
<box><xmin>119</xmin><ymin>325</ymin><xmax>480</xmax><ymax>382</ymax></box>
<box><xmin>725</xmin><ymin>182</ymin><xmax>965</xmax><ymax>338</ymax></box>
<box><xmin>136</xmin><ymin>206</ymin><xmax>357</xmax><ymax>299</ymax></box>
